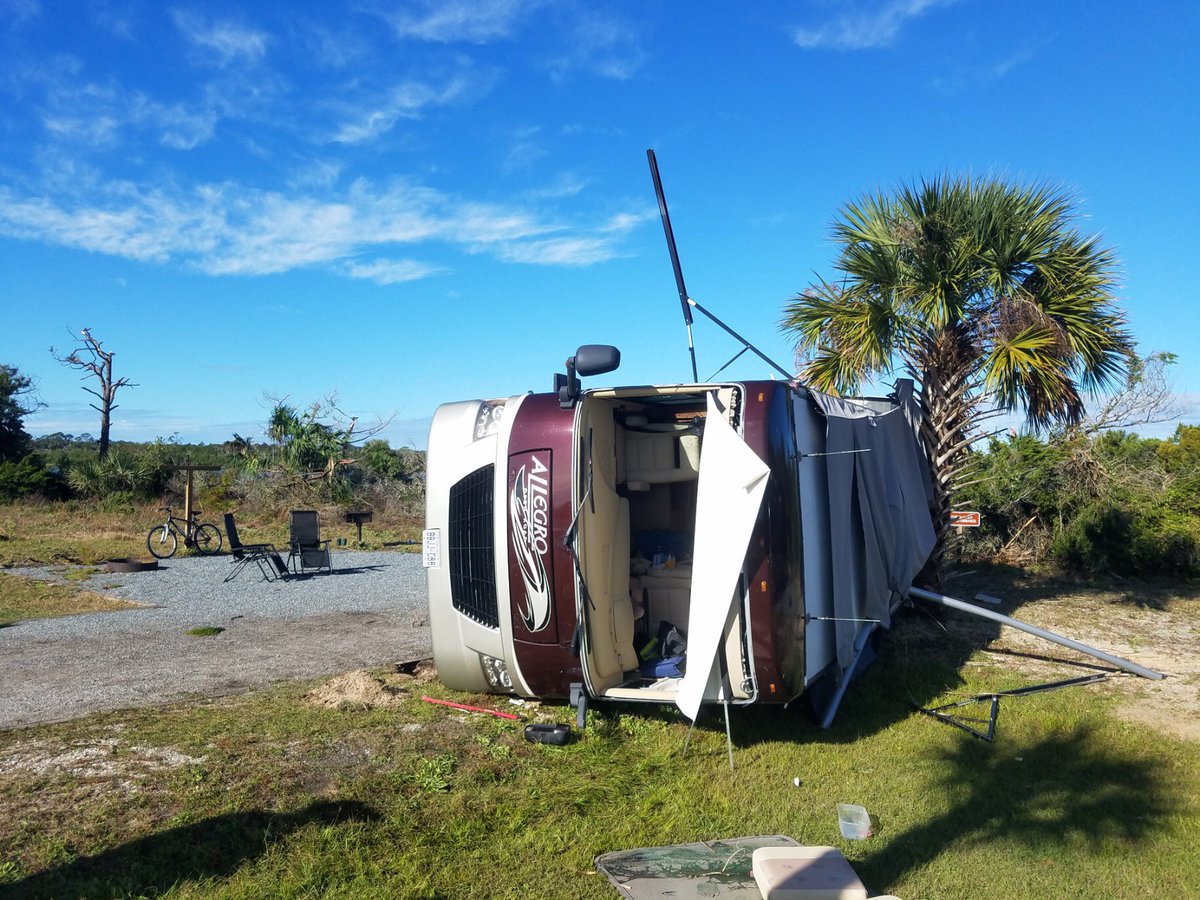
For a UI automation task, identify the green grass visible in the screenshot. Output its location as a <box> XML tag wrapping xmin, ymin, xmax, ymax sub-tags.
<box><xmin>0</xmin><ymin>638</ymin><xmax>1197</xmax><ymax>899</ymax></box>
<box><xmin>185</xmin><ymin>627</ymin><xmax>225</xmax><ymax>637</ymax></box>
<box><xmin>2</xmin><ymin>502</ymin><xmax>1195</xmax><ymax>896</ymax></box>
<box><xmin>0</xmin><ymin>499</ymin><xmax>421</xmax><ymax>568</ymax></box>
<box><xmin>0</xmin><ymin>500</ymin><xmax>159</xmax><ymax>567</ymax></box>
<box><xmin>0</xmin><ymin>571</ymin><xmax>140</xmax><ymax>626</ymax></box>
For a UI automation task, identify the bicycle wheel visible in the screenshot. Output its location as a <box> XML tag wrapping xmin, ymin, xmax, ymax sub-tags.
<box><xmin>147</xmin><ymin>525</ymin><xmax>178</xmax><ymax>559</ymax></box>
<box><xmin>192</xmin><ymin>522</ymin><xmax>223</xmax><ymax>555</ymax></box>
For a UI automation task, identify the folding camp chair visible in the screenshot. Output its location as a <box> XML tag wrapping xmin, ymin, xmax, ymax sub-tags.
<box><xmin>223</xmin><ymin>513</ymin><xmax>288</xmax><ymax>582</ymax></box>
<box><xmin>287</xmin><ymin>510</ymin><xmax>333</xmax><ymax>574</ymax></box>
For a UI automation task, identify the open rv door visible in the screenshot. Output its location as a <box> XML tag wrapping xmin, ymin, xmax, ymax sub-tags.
<box><xmin>676</xmin><ymin>392</ymin><xmax>771</xmax><ymax>721</ymax></box>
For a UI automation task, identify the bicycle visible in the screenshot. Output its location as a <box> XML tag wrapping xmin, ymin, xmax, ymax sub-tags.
<box><xmin>146</xmin><ymin>506</ymin><xmax>223</xmax><ymax>559</ymax></box>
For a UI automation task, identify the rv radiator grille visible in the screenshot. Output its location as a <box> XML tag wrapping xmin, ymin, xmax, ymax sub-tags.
<box><xmin>448</xmin><ymin>465</ymin><xmax>499</xmax><ymax>629</ymax></box>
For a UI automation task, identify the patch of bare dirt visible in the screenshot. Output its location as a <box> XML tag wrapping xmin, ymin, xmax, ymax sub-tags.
<box><xmin>942</xmin><ymin>570</ymin><xmax>1200</xmax><ymax>742</ymax></box>
<box><xmin>990</xmin><ymin>594</ymin><xmax>1200</xmax><ymax>742</ymax></box>
<box><xmin>303</xmin><ymin>671</ymin><xmax>407</xmax><ymax>710</ymax></box>
<box><xmin>301</xmin><ymin>661</ymin><xmax>441</xmax><ymax>710</ymax></box>
<box><xmin>0</xmin><ymin>736</ymin><xmax>205</xmax><ymax>790</ymax></box>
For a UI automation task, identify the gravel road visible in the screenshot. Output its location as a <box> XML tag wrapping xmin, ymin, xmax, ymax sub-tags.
<box><xmin>0</xmin><ymin>552</ymin><xmax>431</xmax><ymax>730</ymax></box>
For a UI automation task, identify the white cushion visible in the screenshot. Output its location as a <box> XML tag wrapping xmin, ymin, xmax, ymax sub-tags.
<box><xmin>751</xmin><ymin>846</ymin><xmax>868</xmax><ymax>900</ymax></box>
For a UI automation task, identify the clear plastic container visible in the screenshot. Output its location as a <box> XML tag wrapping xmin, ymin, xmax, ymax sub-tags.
<box><xmin>837</xmin><ymin>803</ymin><xmax>872</xmax><ymax>839</ymax></box>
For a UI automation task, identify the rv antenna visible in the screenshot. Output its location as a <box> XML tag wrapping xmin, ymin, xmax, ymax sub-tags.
<box><xmin>647</xmin><ymin>149</ymin><xmax>797</xmax><ymax>385</ymax></box>
<box><xmin>646</xmin><ymin>149</ymin><xmax>699</xmax><ymax>383</ymax></box>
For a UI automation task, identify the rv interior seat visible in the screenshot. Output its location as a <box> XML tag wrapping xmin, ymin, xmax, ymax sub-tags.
<box><xmin>610</xmin><ymin>498</ymin><xmax>637</xmax><ymax>671</ymax></box>
<box><xmin>581</xmin><ymin>399</ymin><xmax>640</xmax><ymax>684</ymax></box>
<box><xmin>616</xmin><ymin>425</ymin><xmax>701</xmax><ymax>488</ymax></box>
<box><xmin>635</xmin><ymin>564</ymin><xmax>692</xmax><ymax>632</ymax></box>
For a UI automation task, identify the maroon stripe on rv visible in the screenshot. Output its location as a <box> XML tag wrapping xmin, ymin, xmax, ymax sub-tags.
<box><xmin>506</xmin><ymin>393</ymin><xmax>582</xmax><ymax>697</ymax></box>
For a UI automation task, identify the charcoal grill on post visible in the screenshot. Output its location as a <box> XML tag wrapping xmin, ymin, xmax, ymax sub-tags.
<box><xmin>344</xmin><ymin>510</ymin><xmax>373</xmax><ymax>544</ymax></box>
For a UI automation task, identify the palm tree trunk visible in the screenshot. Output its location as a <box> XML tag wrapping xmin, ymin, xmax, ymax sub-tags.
<box><xmin>915</xmin><ymin>335</ymin><xmax>975</xmax><ymax>587</ymax></box>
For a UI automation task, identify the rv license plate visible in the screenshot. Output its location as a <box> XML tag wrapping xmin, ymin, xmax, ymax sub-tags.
<box><xmin>422</xmin><ymin>529</ymin><xmax>441</xmax><ymax>567</ymax></box>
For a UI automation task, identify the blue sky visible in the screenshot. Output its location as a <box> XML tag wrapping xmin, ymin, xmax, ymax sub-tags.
<box><xmin>2</xmin><ymin>0</ymin><xmax>1197</xmax><ymax>449</ymax></box>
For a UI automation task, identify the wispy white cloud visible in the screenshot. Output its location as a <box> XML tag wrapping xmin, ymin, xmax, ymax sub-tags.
<box><xmin>0</xmin><ymin>0</ymin><xmax>40</xmax><ymax>25</ymax></box>
<box><xmin>522</xmin><ymin>172</ymin><xmax>588</xmax><ymax>201</ymax></box>
<box><xmin>338</xmin><ymin>257</ymin><xmax>446</xmax><ymax>284</ymax></box>
<box><xmin>493</xmin><ymin>235</ymin><xmax>615</xmax><ymax>266</ymax></box>
<box><xmin>933</xmin><ymin>40</ymin><xmax>1044</xmax><ymax>94</ymax></box>
<box><xmin>793</xmin><ymin>0</ymin><xmax>956</xmax><ymax>51</ymax></box>
<box><xmin>171</xmin><ymin>8</ymin><xmax>269</xmax><ymax>64</ymax></box>
<box><xmin>286</xmin><ymin>158</ymin><xmax>344</xmax><ymax>190</ymax></box>
<box><xmin>39</xmin><ymin>73</ymin><xmax>219</xmax><ymax>150</ymax></box>
<box><xmin>598</xmin><ymin>209</ymin><xmax>655</xmax><ymax>233</ymax></box>
<box><xmin>377</xmin><ymin>0</ymin><xmax>535</xmax><ymax>44</ymax></box>
<box><xmin>89</xmin><ymin>0</ymin><xmax>138</xmax><ymax>41</ymax></box>
<box><xmin>0</xmin><ymin>173</ymin><xmax>641</xmax><ymax>277</ymax></box>
<box><xmin>489</xmin><ymin>208</ymin><xmax>649</xmax><ymax>265</ymax></box>
<box><xmin>299</xmin><ymin>21</ymin><xmax>372</xmax><ymax>69</ymax></box>
<box><xmin>502</xmin><ymin>127</ymin><xmax>548</xmax><ymax>173</ymax></box>
<box><xmin>332</xmin><ymin>75</ymin><xmax>474</xmax><ymax>144</ymax></box>
<box><xmin>546</xmin><ymin>10</ymin><xmax>646</xmax><ymax>80</ymax></box>
<box><xmin>991</xmin><ymin>44</ymin><xmax>1039</xmax><ymax>78</ymax></box>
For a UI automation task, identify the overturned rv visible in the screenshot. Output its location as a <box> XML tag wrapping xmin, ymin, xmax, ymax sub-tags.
<box><xmin>424</xmin><ymin>150</ymin><xmax>1164</xmax><ymax>730</ymax></box>
<box><xmin>423</xmin><ymin>347</ymin><xmax>937</xmax><ymax>724</ymax></box>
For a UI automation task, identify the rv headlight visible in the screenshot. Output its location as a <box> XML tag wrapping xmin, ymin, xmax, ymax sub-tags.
<box><xmin>473</xmin><ymin>400</ymin><xmax>507</xmax><ymax>440</ymax></box>
<box><xmin>479</xmin><ymin>654</ymin><xmax>513</xmax><ymax>690</ymax></box>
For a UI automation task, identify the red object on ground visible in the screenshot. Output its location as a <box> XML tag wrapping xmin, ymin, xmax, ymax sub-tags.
<box><xmin>420</xmin><ymin>696</ymin><xmax>520</xmax><ymax>720</ymax></box>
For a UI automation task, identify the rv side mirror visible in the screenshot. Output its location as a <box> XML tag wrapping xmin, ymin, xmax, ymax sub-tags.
<box><xmin>557</xmin><ymin>344</ymin><xmax>621</xmax><ymax>408</ymax></box>
<box><xmin>573</xmin><ymin>344</ymin><xmax>620</xmax><ymax>377</ymax></box>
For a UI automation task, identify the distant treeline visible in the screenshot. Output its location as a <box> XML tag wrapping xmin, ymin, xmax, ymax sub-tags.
<box><xmin>2</xmin><ymin>431</ymin><xmax>426</xmax><ymax>525</ymax></box>
<box><xmin>4</xmin><ymin>423</ymin><xmax>1198</xmax><ymax>579</ymax></box>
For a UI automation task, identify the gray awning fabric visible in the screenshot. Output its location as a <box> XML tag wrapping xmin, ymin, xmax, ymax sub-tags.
<box><xmin>805</xmin><ymin>381</ymin><xmax>936</xmax><ymax>673</ymax></box>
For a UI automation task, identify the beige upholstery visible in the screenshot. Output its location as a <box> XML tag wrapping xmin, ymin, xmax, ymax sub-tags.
<box><xmin>617</xmin><ymin>426</ymin><xmax>702</xmax><ymax>485</ymax></box>
<box><xmin>610</xmin><ymin>499</ymin><xmax>637</xmax><ymax>672</ymax></box>
<box><xmin>637</xmin><ymin>564</ymin><xmax>693</xmax><ymax>631</ymax></box>
<box><xmin>579</xmin><ymin>400</ymin><xmax>639</xmax><ymax>684</ymax></box>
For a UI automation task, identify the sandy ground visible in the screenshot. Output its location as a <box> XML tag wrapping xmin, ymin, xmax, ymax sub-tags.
<box><xmin>938</xmin><ymin>571</ymin><xmax>1200</xmax><ymax>742</ymax></box>
<box><xmin>986</xmin><ymin>594</ymin><xmax>1200</xmax><ymax>742</ymax></box>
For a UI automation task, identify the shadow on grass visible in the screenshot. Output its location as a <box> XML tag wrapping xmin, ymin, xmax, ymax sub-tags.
<box><xmin>855</xmin><ymin>724</ymin><xmax>1172</xmax><ymax>894</ymax></box>
<box><xmin>947</xmin><ymin>562</ymin><xmax>1194</xmax><ymax>612</ymax></box>
<box><xmin>6</xmin><ymin>799</ymin><xmax>380</xmax><ymax>899</ymax></box>
<box><xmin>598</xmin><ymin>562</ymin><xmax>1182</xmax><ymax>748</ymax></box>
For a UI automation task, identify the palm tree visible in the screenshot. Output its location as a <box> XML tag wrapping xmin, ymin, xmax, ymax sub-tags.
<box><xmin>781</xmin><ymin>176</ymin><xmax>1132</xmax><ymax>583</ymax></box>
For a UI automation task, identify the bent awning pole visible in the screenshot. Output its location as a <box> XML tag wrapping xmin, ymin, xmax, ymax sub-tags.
<box><xmin>909</xmin><ymin>587</ymin><xmax>1165</xmax><ymax>681</ymax></box>
<box><xmin>819</xmin><ymin>622</ymin><xmax>877</xmax><ymax>729</ymax></box>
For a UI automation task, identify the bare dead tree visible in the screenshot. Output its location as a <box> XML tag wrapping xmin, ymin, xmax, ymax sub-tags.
<box><xmin>51</xmin><ymin>328</ymin><xmax>137</xmax><ymax>458</ymax></box>
<box><xmin>1076</xmin><ymin>351</ymin><xmax>1191</xmax><ymax>436</ymax></box>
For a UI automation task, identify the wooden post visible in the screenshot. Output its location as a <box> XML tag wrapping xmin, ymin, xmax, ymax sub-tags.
<box><xmin>165</xmin><ymin>464</ymin><xmax>221</xmax><ymax>531</ymax></box>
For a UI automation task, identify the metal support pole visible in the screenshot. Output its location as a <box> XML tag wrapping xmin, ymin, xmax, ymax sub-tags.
<box><xmin>909</xmin><ymin>587</ymin><xmax>1164</xmax><ymax>681</ymax></box>
<box><xmin>819</xmin><ymin>623</ymin><xmax>877</xmax><ymax>729</ymax></box>
<box><xmin>687</xmin><ymin>298</ymin><xmax>796</xmax><ymax>382</ymax></box>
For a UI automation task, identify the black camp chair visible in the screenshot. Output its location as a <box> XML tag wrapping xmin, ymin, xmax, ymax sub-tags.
<box><xmin>223</xmin><ymin>513</ymin><xmax>288</xmax><ymax>582</ymax></box>
<box><xmin>287</xmin><ymin>510</ymin><xmax>333</xmax><ymax>574</ymax></box>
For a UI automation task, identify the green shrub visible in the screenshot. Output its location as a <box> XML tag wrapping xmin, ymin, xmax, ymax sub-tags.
<box><xmin>1052</xmin><ymin>501</ymin><xmax>1199</xmax><ymax>578</ymax></box>
<box><xmin>66</xmin><ymin>448</ymin><xmax>166</xmax><ymax>499</ymax></box>
<box><xmin>1051</xmin><ymin>501</ymin><xmax>1134</xmax><ymax>575</ymax></box>
<box><xmin>0</xmin><ymin>454</ymin><xmax>69</xmax><ymax>501</ymax></box>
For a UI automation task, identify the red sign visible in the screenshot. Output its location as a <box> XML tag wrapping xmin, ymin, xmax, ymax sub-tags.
<box><xmin>950</xmin><ymin>510</ymin><xmax>981</xmax><ymax>528</ymax></box>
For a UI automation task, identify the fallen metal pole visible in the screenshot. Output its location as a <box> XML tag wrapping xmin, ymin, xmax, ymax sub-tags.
<box><xmin>909</xmin><ymin>587</ymin><xmax>1164</xmax><ymax>681</ymax></box>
